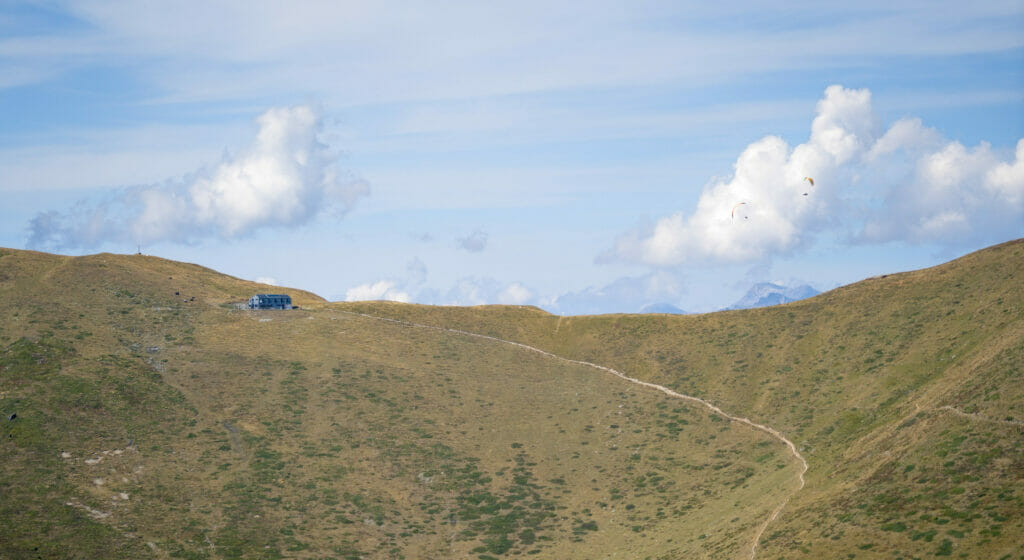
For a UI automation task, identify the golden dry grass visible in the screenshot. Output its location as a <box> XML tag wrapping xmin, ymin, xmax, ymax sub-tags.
<box><xmin>1</xmin><ymin>240</ymin><xmax>1021</xmax><ymax>559</ymax></box>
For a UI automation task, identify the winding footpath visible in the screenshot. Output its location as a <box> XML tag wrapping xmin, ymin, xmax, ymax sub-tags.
<box><xmin>339</xmin><ymin>311</ymin><xmax>808</xmax><ymax>559</ymax></box>
<box><xmin>937</xmin><ymin>405</ymin><xmax>1024</xmax><ymax>429</ymax></box>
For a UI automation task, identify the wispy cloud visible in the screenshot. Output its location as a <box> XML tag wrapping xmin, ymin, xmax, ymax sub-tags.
<box><xmin>26</xmin><ymin>105</ymin><xmax>369</xmax><ymax>249</ymax></box>
<box><xmin>545</xmin><ymin>272</ymin><xmax>684</xmax><ymax>316</ymax></box>
<box><xmin>406</xmin><ymin>257</ymin><xmax>428</xmax><ymax>285</ymax></box>
<box><xmin>342</xmin><ymin>258</ymin><xmax>534</xmax><ymax>307</ymax></box>
<box><xmin>10</xmin><ymin>3</ymin><xmax>1021</xmax><ymax>106</ymax></box>
<box><xmin>610</xmin><ymin>85</ymin><xmax>1024</xmax><ymax>266</ymax></box>
<box><xmin>438</xmin><ymin>276</ymin><xmax>534</xmax><ymax>307</ymax></box>
<box><xmin>456</xmin><ymin>228</ymin><xmax>488</xmax><ymax>253</ymax></box>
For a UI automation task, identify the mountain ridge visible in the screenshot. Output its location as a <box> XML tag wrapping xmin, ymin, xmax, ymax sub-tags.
<box><xmin>1</xmin><ymin>239</ymin><xmax>1021</xmax><ymax>559</ymax></box>
<box><xmin>338</xmin><ymin>238</ymin><xmax>1024</xmax><ymax>558</ymax></box>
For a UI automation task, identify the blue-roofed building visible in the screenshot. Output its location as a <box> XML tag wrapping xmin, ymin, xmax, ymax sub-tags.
<box><xmin>248</xmin><ymin>294</ymin><xmax>293</xmax><ymax>310</ymax></box>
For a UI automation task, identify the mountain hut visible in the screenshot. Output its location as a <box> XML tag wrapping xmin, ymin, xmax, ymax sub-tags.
<box><xmin>248</xmin><ymin>294</ymin><xmax>293</xmax><ymax>310</ymax></box>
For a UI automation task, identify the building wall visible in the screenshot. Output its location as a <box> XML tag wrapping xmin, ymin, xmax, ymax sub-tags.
<box><xmin>249</xmin><ymin>294</ymin><xmax>292</xmax><ymax>310</ymax></box>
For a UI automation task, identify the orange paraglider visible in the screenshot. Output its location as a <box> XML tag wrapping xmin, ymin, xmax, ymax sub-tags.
<box><xmin>731</xmin><ymin>202</ymin><xmax>747</xmax><ymax>219</ymax></box>
<box><xmin>802</xmin><ymin>176</ymin><xmax>814</xmax><ymax>196</ymax></box>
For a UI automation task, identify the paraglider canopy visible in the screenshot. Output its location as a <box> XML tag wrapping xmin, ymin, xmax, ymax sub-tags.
<box><xmin>731</xmin><ymin>202</ymin><xmax>747</xmax><ymax>219</ymax></box>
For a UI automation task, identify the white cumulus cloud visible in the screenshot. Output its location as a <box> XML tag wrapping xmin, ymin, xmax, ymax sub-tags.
<box><xmin>498</xmin><ymin>282</ymin><xmax>533</xmax><ymax>305</ymax></box>
<box><xmin>341</xmin><ymin>257</ymin><xmax>428</xmax><ymax>304</ymax></box>
<box><xmin>987</xmin><ymin>139</ymin><xmax>1024</xmax><ymax>206</ymax></box>
<box><xmin>344</xmin><ymin>280</ymin><xmax>410</xmax><ymax>303</ymax></box>
<box><xmin>27</xmin><ymin>105</ymin><xmax>368</xmax><ymax>250</ymax></box>
<box><xmin>611</xmin><ymin>85</ymin><xmax>1023</xmax><ymax>266</ymax></box>
<box><xmin>860</xmin><ymin>138</ymin><xmax>1024</xmax><ymax>244</ymax></box>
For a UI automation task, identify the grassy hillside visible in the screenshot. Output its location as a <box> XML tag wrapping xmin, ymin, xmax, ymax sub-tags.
<box><xmin>1</xmin><ymin>250</ymin><xmax>795</xmax><ymax>559</ymax></box>
<box><xmin>343</xmin><ymin>239</ymin><xmax>1024</xmax><ymax>559</ymax></box>
<box><xmin>1</xmin><ymin>240</ymin><xmax>1021</xmax><ymax>559</ymax></box>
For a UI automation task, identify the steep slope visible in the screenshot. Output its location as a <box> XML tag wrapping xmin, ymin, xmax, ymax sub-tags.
<box><xmin>2</xmin><ymin>241</ymin><xmax>1020</xmax><ymax>559</ymax></box>
<box><xmin>0</xmin><ymin>249</ymin><xmax>797</xmax><ymax>559</ymax></box>
<box><xmin>341</xmin><ymin>239</ymin><xmax>1024</xmax><ymax>559</ymax></box>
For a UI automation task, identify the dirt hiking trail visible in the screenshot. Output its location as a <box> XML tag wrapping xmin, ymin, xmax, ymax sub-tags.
<box><xmin>339</xmin><ymin>310</ymin><xmax>808</xmax><ymax>559</ymax></box>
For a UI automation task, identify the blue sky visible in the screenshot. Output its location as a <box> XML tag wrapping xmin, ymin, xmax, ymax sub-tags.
<box><xmin>2</xmin><ymin>1</ymin><xmax>1022</xmax><ymax>314</ymax></box>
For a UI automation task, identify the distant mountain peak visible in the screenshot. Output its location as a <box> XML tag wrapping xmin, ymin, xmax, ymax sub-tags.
<box><xmin>727</xmin><ymin>282</ymin><xmax>819</xmax><ymax>310</ymax></box>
